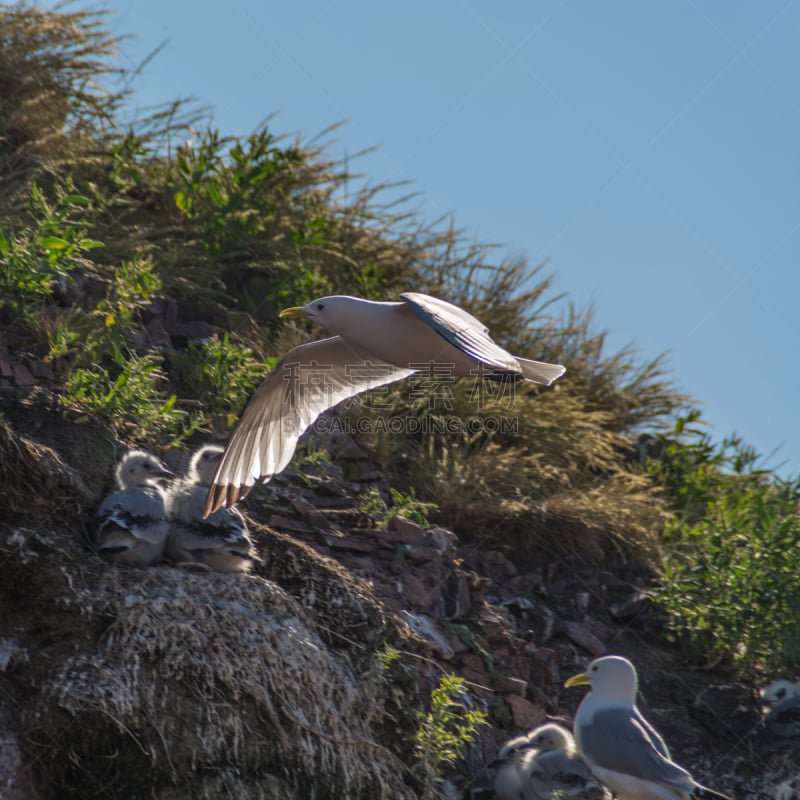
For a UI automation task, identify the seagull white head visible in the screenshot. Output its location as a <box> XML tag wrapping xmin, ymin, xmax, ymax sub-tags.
<box><xmin>564</xmin><ymin>655</ymin><xmax>639</xmax><ymax>706</ymax></box>
<box><xmin>528</xmin><ymin>723</ymin><xmax>575</xmax><ymax>754</ymax></box>
<box><xmin>115</xmin><ymin>450</ymin><xmax>173</xmax><ymax>490</ymax></box>
<box><xmin>188</xmin><ymin>444</ymin><xmax>225</xmax><ymax>486</ymax></box>
<box><xmin>280</xmin><ymin>295</ymin><xmax>370</xmax><ymax>335</ymax></box>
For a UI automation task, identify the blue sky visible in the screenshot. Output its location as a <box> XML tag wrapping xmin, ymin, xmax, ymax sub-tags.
<box><xmin>55</xmin><ymin>1</ymin><xmax>800</xmax><ymax>474</ymax></box>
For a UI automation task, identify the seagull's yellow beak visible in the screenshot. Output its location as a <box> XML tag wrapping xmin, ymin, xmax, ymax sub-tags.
<box><xmin>279</xmin><ymin>306</ymin><xmax>309</xmax><ymax>319</ymax></box>
<box><xmin>564</xmin><ymin>671</ymin><xmax>591</xmax><ymax>688</ymax></box>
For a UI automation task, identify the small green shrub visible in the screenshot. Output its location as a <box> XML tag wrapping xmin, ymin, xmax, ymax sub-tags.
<box><xmin>651</xmin><ymin>409</ymin><xmax>800</xmax><ymax>675</ymax></box>
<box><xmin>0</xmin><ymin>181</ymin><xmax>101</xmax><ymax>320</ymax></box>
<box><xmin>65</xmin><ymin>352</ymin><xmax>196</xmax><ymax>442</ymax></box>
<box><xmin>414</xmin><ymin>674</ymin><xmax>487</xmax><ymax>798</ymax></box>
<box><xmin>357</xmin><ymin>486</ymin><xmax>438</xmax><ymax>528</ymax></box>
<box><xmin>51</xmin><ymin>256</ymin><xmax>200</xmax><ymax>443</ymax></box>
<box><xmin>289</xmin><ymin>441</ymin><xmax>333</xmax><ymax>485</ymax></box>
<box><xmin>171</xmin><ymin>333</ymin><xmax>264</xmax><ymax>425</ymax></box>
<box><xmin>170</xmin><ymin>128</ymin><xmax>335</xmax><ymax>308</ymax></box>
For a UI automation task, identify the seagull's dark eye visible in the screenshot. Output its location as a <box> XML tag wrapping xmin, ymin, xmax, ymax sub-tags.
<box><xmin>316</xmin><ymin>303</ymin><xmax>324</xmax><ymax>311</ymax></box>
<box><xmin>591</xmin><ymin>664</ymin><xmax>598</xmax><ymax>671</ymax></box>
<box><xmin>777</xmin><ymin>688</ymin><xmax>787</xmax><ymax>699</ymax></box>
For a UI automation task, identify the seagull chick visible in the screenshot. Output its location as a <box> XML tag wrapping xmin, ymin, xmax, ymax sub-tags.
<box><xmin>494</xmin><ymin>723</ymin><xmax>596</xmax><ymax>800</ymax></box>
<box><xmin>760</xmin><ymin>679</ymin><xmax>800</xmax><ymax>738</ymax></box>
<box><xmin>565</xmin><ymin>655</ymin><xmax>733</xmax><ymax>800</ymax></box>
<box><xmin>94</xmin><ymin>450</ymin><xmax>173</xmax><ymax>566</ymax></box>
<box><xmin>166</xmin><ymin>444</ymin><xmax>255</xmax><ymax>572</ymax></box>
<box><xmin>204</xmin><ymin>292</ymin><xmax>566</xmax><ymax>514</ymax></box>
<box><xmin>493</xmin><ymin>732</ymin><xmax>537</xmax><ymax>800</ymax></box>
<box><xmin>525</xmin><ymin>723</ymin><xmax>598</xmax><ymax>799</ymax></box>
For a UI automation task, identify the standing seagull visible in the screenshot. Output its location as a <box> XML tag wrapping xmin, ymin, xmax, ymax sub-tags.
<box><xmin>204</xmin><ymin>293</ymin><xmax>566</xmax><ymax>514</ymax></box>
<box><xmin>94</xmin><ymin>450</ymin><xmax>173</xmax><ymax>566</ymax></box>
<box><xmin>166</xmin><ymin>444</ymin><xmax>255</xmax><ymax>572</ymax></box>
<box><xmin>565</xmin><ymin>655</ymin><xmax>733</xmax><ymax>800</ymax></box>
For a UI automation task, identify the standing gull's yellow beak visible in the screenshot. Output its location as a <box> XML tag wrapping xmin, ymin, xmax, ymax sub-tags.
<box><xmin>564</xmin><ymin>671</ymin><xmax>591</xmax><ymax>688</ymax></box>
<box><xmin>279</xmin><ymin>306</ymin><xmax>309</xmax><ymax>319</ymax></box>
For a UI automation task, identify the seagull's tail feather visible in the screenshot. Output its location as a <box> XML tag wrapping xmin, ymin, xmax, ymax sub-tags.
<box><xmin>516</xmin><ymin>357</ymin><xmax>566</xmax><ymax>385</ymax></box>
<box><xmin>692</xmin><ymin>784</ymin><xmax>734</xmax><ymax>800</ymax></box>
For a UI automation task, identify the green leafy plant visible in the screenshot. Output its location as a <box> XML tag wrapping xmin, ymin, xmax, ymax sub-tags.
<box><xmin>357</xmin><ymin>486</ymin><xmax>438</xmax><ymax>528</ymax></box>
<box><xmin>171</xmin><ymin>333</ymin><xmax>264</xmax><ymax>426</ymax></box>
<box><xmin>0</xmin><ymin>181</ymin><xmax>101</xmax><ymax>320</ymax></box>
<box><xmin>650</xmin><ymin>409</ymin><xmax>800</xmax><ymax>675</ymax></box>
<box><xmin>414</xmin><ymin>674</ymin><xmax>487</xmax><ymax>798</ymax></box>
<box><xmin>290</xmin><ymin>441</ymin><xmax>333</xmax><ymax>484</ymax></box>
<box><xmin>173</xmin><ymin>128</ymin><xmax>305</xmax><ymax>255</ymax></box>
<box><xmin>51</xmin><ymin>256</ymin><xmax>200</xmax><ymax>443</ymax></box>
<box><xmin>65</xmin><ymin>352</ymin><xmax>197</xmax><ymax>442</ymax></box>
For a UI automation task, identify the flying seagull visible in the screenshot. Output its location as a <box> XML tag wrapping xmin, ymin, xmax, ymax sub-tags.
<box><xmin>94</xmin><ymin>450</ymin><xmax>173</xmax><ymax>566</ymax></box>
<box><xmin>565</xmin><ymin>655</ymin><xmax>733</xmax><ymax>800</ymax></box>
<box><xmin>166</xmin><ymin>445</ymin><xmax>255</xmax><ymax>572</ymax></box>
<box><xmin>204</xmin><ymin>292</ymin><xmax>565</xmax><ymax>515</ymax></box>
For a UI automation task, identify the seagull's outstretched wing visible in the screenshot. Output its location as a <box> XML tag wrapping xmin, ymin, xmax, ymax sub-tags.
<box><xmin>205</xmin><ymin>336</ymin><xmax>413</xmax><ymax>514</ymax></box>
<box><xmin>400</xmin><ymin>292</ymin><xmax>565</xmax><ymax>385</ymax></box>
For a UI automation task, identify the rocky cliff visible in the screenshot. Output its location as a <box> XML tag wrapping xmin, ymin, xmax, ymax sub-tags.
<box><xmin>0</xmin><ymin>386</ymin><xmax>796</xmax><ymax>800</ymax></box>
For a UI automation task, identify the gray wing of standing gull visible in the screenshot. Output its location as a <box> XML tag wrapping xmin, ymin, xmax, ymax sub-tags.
<box><xmin>206</xmin><ymin>336</ymin><xmax>414</xmax><ymax>513</ymax></box>
<box><xmin>400</xmin><ymin>292</ymin><xmax>565</xmax><ymax>384</ymax></box>
<box><xmin>634</xmin><ymin>706</ymin><xmax>671</xmax><ymax>759</ymax></box>
<box><xmin>579</xmin><ymin>708</ymin><xmax>694</xmax><ymax>791</ymax></box>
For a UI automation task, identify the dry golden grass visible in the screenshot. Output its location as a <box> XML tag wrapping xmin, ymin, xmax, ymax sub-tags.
<box><xmin>0</xmin><ymin>4</ymin><xmax>121</xmax><ymax>206</ymax></box>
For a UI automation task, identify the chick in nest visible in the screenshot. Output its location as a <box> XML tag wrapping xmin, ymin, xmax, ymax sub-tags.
<box><xmin>94</xmin><ymin>450</ymin><xmax>173</xmax><ymax>566</ymax></box>
<box><xmin>165</xmin><ymin>445</ymin><xmax>256</xmax><ymax>572</ymax></box>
